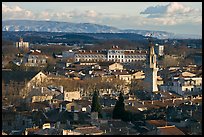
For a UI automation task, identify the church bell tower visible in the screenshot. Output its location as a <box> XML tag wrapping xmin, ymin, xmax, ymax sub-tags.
<box><xmin>144</xmin><ymin>35</ymin><xmax>158</xmax><ymax>93</ymax></box>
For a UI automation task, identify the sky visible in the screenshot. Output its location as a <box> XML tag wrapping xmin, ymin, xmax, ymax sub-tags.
<box><xmin>2</xmin><ymin>2</ymin><xmax>202</xmax><ymax>35</ymax></box>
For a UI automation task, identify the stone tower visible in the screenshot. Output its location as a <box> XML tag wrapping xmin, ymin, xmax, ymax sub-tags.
<box><xmin>144</xmin><ymin>36</ymin><xmax>158</xmax><ymax>93</ymax></box>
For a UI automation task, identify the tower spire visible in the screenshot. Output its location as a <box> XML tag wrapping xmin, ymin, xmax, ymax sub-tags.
<box><xmin>144</xmin><ymin>34</ymin><xmax>158</xmax><ymax>93</ymax></box>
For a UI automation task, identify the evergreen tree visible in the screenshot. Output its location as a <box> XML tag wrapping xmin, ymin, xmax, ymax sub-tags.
<box><xmin>91</xmin><ymin>90</ymin><xmax>101</xmax><ymax>113</ymax></box>
<box><xmin>112</xmin><ymin>92</ymin><xmax>125</xmax><ymax>119</ymax></box>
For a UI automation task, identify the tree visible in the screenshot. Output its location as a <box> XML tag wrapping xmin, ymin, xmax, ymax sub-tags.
<box><xmin>112</xmin><ymin>92</ymin><xmax>125</xmax><ymax>119</ymax></box>
<box><xmin>91</xmin><ymin>90</ymin><xmax>101</xmax><ymax>114</ymax></box>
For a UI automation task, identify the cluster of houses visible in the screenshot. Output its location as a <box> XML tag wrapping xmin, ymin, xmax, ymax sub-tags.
<box><xmin>2</xmin><ymin>42</ymin><xmax>202</xmax><ymax>135</ymax></box>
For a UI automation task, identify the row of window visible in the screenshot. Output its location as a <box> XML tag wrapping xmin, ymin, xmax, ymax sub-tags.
<box><xmin>108</xmin><ymin>55</ymin><xmax>146</xmax><ymax>58</ymax></box>
<box><xmin>75</xmin><ymin>58</ymin><xmax>145</xmax><ymax>62</ymax></box>
<box><xmin>75</xmin><ymin>59</ymin><xmax>106</xmax><ymax>62</ymax></box>
<box><xmin>75</xmin><ymin>55</ymin><xmax>106</xmax><ymax>58</ymax></box>
<box><xmin>75</xmin><ymin>55</ymin><xmax>146</xmax><ymax>59</ymax></box>
<box><xmin>28</xmin><ymin>59</ymin><xmax>46</xmax><ymax>64</ymax></box>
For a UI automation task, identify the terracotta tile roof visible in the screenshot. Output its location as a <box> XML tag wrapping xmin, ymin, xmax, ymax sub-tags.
<box><xmin>29</xmin><ymin>51</ymin><xmax>43</xmax><ymax>55</ymax></box>
<box><xmin>25</xmin><ymin>127</ymin><xmax>40</xmax><ymax>134</ymax></box>
<box><xmin>157</xmin><ymin>126</ymin><xmax>185</xmax><ymax>135</ymax></box>
<box><xmin>146</xmin><ymin>120</ymin><xmax>167</xmax><ymax>127</ymax></box>
<box><xmin>77</xmin><ymin>51</ymin><xmax>106</xmax><ymax>55</ymax></box>
<box><xmin>74</xmin><ymin>126</ymin><xmax>103</xmax><ymax>135</ymax></box>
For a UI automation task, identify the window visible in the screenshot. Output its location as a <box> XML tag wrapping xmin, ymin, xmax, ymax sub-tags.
<box><xmin>71</xmin><ymin>106</ymin><xmax>75</xmax><ymax>112</ymax></box>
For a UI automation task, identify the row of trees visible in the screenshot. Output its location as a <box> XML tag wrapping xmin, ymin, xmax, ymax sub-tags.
<box><xmin>40</xmin><ymin>77</ymin><xmax>127</xmax><ymax>96</ymax></box>
<box><xmin>2</xmin><ymin>80</ymin><xmax>26</xmax><ymax>106</ymax></box>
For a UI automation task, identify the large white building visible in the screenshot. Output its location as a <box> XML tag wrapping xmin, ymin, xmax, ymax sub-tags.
<box><xmin>74</xmin><ymin>46</ymin><xmax>146</xmax><ymax>63</ymax></box>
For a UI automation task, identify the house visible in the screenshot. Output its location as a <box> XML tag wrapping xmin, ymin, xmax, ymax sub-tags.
<box><xmin>66</xmin><ymin>102</ymin><xmax>80</xmax><ymax>112</ymax></box>
<box><xmin>131</xmin><ymin>70</ymin><xmax>145</xmax><ymax>80</ymax></box>
<box><xmin>99</xmin><ymin>119</ymin><xmax>138</xmax><ymax>135</ymax></box>
<box><xmin>2</xmin><ymin>107</ymin><xmax>33</xmax><ymax>132</ymax></box>
<box><xmin>108</xmin><ymin>62</ymin><xmax>123</xmax><ymax>70</ymax></box>
<box><xmin>25</xmin><ymin>86</ymin><xmax>61</xmax><ymax>103</ymax></box>
<box><xmin>112</xmin><ymin>70</ymin><xmax>131</xmax><ymax>84</ymax></box>
<box><xmin>64</xmin><ymin>91</ymin><xmax>81</xmax><ymax>102</ymax></box>
<box><xmin>74</xmin><ymin>100</ymin><xmax>92</xmax><ymax>112</ymax></box>
<box><xmin>23</xmin><ymin>50</ymin><xmax>47</xmax><ymax>68</ymax></box>
<box><xmin>24</xmin><ymin>127</ymin><xmax>40</xmax><ymax>135</ymax></box>
<box><xmin>160</xmin><ymin>70</ymin><xmax>202</xmax><ymax>96</ymax></box>
<box><xmin>2</xmin><ymin>70</ymin><xmax>49</xmax><ymax>102</ymax></box>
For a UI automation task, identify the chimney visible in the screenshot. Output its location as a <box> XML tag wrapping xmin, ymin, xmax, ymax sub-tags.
<box><xmin>173</xmin><ymin>99</ymin><xmax>175</xmax><ymax>104</ymax></box>
<box><xmin>20</xmin><ymin>37</ymin><xmax>23</xmax><ymax>42</ymax></box>
<box><xmin>162</xmin><ymin>99</ymin><xmax>165</xmax><ymax>103</ymax></box>
<box><xmin>151</xmin><ymin>100</ymin><xmax>153</xmax><ymax>104</ymax></box>
<box><xmin>142</xmin><ymin>101</ymin><xmax>145</xmax><ymax>105</ymax></box>
<box><xmin>41</xmin><ymin>87</ymin><xmax>44</xmax><ymax>93</ymax></box>
<box><xmin>90</xmin><ymin>50</ymin><xmax>92</xmax><ymax>53</ymax></box>
<box><xmin>59</xmin><ymin>104</ymin><xmax>62</xmax><ymax>113</ymax></box>
<box><xmin>59</xmin><ymin>86</ymin><xmax>63</xmax><ymax>93</ymax></box>
<box><xmin>36</xmin><ymin>49</ymin><xmax>41</xmax><ymax>53</ymax></box>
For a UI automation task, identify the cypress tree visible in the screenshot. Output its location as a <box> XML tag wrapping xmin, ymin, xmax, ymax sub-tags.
<box><xmin>112</xmin><ymin>92</ymin><xmax>125</xmax><ymax>119</ymax></box>
<box><xmin>91</xmin><ymin>90</ymin><xmax>101</xmax><ymax>113</ymax></box>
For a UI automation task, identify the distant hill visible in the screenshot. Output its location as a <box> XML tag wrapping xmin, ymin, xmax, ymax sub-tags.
<box><xmin>2</xmin><ymin>20</ymin><xmax>202</xmax><ymax>39</ymax></box>
<box><xmin>2</xmin><ymin>31</ymin><xmax>147</xmax><ymax>44</ymax></box>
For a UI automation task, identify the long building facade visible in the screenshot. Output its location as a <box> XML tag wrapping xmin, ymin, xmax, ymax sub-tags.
<box><xmin>74</xmin><ymin>46</ymin><xmax>147</xmax><ymax>63</ymax></box>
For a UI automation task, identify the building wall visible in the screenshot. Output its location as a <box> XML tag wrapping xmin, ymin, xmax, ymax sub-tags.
<box><xmin>74</xmin><ymin>49</ymin><xmax>146</xmax><ymax>63</ymax></box>
<box><xmin>75</xmin><ymin>53</ymin><xmax>106</xmax><ymax>62</ymax></box>
<box><xmin>25</xmin><ymin>55</ymin><xmax>47</xmax><ymax>67</ymax></box>
<box><xmin>109</xmin><ymin>63</ymin><xmax>123</xmax><ymax>70</ymax></box>
<box><xmin>32</xmin><ymin>95</ymin><xmax>53</xmax><ymax>103</ymax></box>
<box><xmin>64</xmin><ymin>91</ymin><xmax>81</xmax><ymax>101</ymax></box>
<box><xmin>16</xmin><ymin>42</ymin><xmax>29</xmax><ymax>49</ymax></box>
<box><xmin>155</xmin><ymin>44</ymin><xmax>164</xmax><ymax>56</ymax></box>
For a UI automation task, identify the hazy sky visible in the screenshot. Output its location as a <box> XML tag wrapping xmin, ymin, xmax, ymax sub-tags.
<box><xmin>2</xmin><ymin>2</ymin><xmax>202</xmax><ymax>35</ymax></box>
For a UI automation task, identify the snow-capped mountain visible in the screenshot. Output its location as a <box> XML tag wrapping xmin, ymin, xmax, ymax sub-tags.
<box><xmin>2</xmin><ymin>20</ymin><xmax>202</xmax><ymax>39</ymax></box>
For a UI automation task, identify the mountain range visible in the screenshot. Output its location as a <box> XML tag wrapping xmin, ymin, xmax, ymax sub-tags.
<box><xmin>2</xmin><ymin>20</ymin><xmax>202</xmax><ymax>39</ymax></box>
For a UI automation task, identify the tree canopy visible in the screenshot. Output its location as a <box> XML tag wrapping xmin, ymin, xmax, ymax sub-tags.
<box><xmin>112</xmin><ymin>92</ymin><xmax>125</xmax><ymax>119</ymax></box>
<box><xmin>91</xmin><ymin>90</ymin><xmax>101</xmax><ymax>114</ymax></box>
